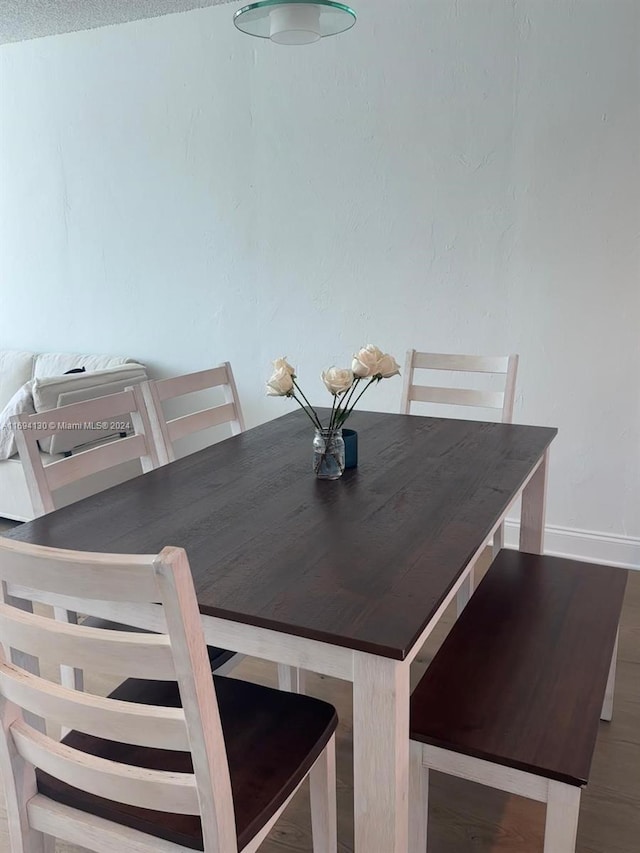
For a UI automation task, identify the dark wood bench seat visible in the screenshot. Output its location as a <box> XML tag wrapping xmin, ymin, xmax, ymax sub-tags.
<box><xmin>409</xmin><ymin>549</ymin><xmax>627</xmax><ymax>852</ymax></box>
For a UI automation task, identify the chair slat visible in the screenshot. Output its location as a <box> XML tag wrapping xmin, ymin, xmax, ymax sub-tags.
<box><xmin>12</xmin><ymin>721</ymin><xmax>199</xmax><ymax>814</ymax></box>
<box><xmin>155</xmin><ymin>366</ymin><xmax>229</xmax><ymax>402</ymax></box>
<box><xmin>0</xmin><ymin>540</ymin><xmax>159</xmax><ymax>603</ymax></box>
<box><xmin>409</xmin><ymin>385</ymin><xmax>505</xmax><ymax>409</ymax></box>
<box><xmin>0</xmin><ymin>663</ymin><xmax>189</xmax><ymax>751</ymax></box>
<box><xmin>10</xmin><ymin>390</ymin><xmax>137</xmax><ymax>441</ymax></box>
<box><xmin>45</xmin><ymin>434</ymin><xmax>148</xmax><ymax>491</ymax></box>
<box><xmin>6</xmin><ymin>587</ymin><xmax>166</xmax><ymax>633</ymax></box>
<box><xmin>412</xmin><ymin>353</ymin><xmax>510</xmax><ymax>373</ymax></box>
<box><xmin>28</xmin><ymin>796</ymin><xmax>197</xmax><ymax>853</ymax></box>
<box><xmin>166</xmin><ymin>403</ymin><xmax>237</xmax><ymax>444</ymax></box>
<box><xmin>0</xmin><ymin>605</ymin><xmax>176</xmax><ymax>681</ymax></box>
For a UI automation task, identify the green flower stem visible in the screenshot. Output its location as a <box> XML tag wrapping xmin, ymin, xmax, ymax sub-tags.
<box><xmin>292</xmin><ymin>379</ymin><xmax>322</xmax><ymax>428</ymax></box>
<box><xmin>291</xmin><ymin>393</ymin><xmax>323</xmax><ymax>430</ymax></box>
<box><xmin>314</xmin><ymin>431</ymin><xmax>344</xmax><ymax>476</ymax></box>
<box><xmin>337</xmin><ymin>377</ymin><xmax>376</xmax><ymax>425</ymax></box>
<box><xmin>333</xmin><ymin>377</ymin><xmax>360</xmax><ymax>428</ymax></box>
<box><xmin>328</xmin><ymin>394</ymin><xmax>337</xmax><ymax>431</ymax></box>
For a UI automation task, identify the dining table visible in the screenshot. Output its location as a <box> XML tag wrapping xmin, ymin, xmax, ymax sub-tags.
<box><xmin>6</xmin><ymin>408</ymin><xmax>557</xmax><ymax>853</ymax></box>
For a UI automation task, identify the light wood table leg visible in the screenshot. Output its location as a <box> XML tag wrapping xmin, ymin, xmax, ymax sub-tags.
<box><xmin>543</xmin><ymin>780</ymin><xmax>581</xmax><ymax>852</ymax></box>
<box><xmin>353</xmin><ymin>652</ymin><xmax>410</xmax><ymax>853</ymax></box>
<box><xmin>310</xmin><ymin>735</ymin><xmax>337</xmax><ymax>853</ymax></box>
<box><xmin>520</xmin><ymin>449</ymin><xmax>549</xmax><ymax>554</ymax></box>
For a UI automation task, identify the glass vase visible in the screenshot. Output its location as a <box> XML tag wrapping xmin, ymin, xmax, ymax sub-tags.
<box><xmin>313</xmin><ymin>428</ymin><xmax>345</xmax><ymax>480</ymax></box>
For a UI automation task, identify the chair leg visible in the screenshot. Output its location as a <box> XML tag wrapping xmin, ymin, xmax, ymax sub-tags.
<box><xmin>456</xmin><ymin>566</ymin><xmax>474</xmax><ymax>617</ymax></box>
<box><xmin>53</xmin><ymin>608</ymin><xmax>84</xmax><ymax>692</ymax></box>
<box><xmin>601</xmin><ymin>629</ymin><xmax>619</xmax><ymax>721</ymax></box>
<box><xmin>309</xmin><ymin>735</ymin><xmax>337</xmax><ymax>853</ymax></box>
<box><xmin>0</xmin><ymin>700</ymin><xmax>52</xmax><ymax>853</ymax></box>
<box><xmin>8</xmin><ymin>829</ymin><xmax>52</xmax><ymax>853</ymax></box>
<box><xmin>5</xmin><ymin>593</ymin><xmax>45</xmax><ymax>734</ymax></box>
<box><xmin>492</xmin><ymin>524</ymin><xmax>504</xmax><ymax>558</ymax></box>
<box><xmin>409</xmin><ymin>741</ymin><xmax>428</xmax><ymax>853</ymax></box>
<box><xmin>544</xmin><ymin>780</ymin><xmax>581</xmax><ymax>853</ymax></box>
<box><xmin>277</xmin><ymin>664</ymin><xmax>306</xmax><ymax>694</ymax></box>
<box><xmin>212</xmin><ymin>652</ymin><xmax>245</xmax><ymax>676</ymax></box>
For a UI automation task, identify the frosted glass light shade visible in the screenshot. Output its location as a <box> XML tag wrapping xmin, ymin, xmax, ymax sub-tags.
<box><xmin>234</xmin><ymin>1</ymin><xmax>356</xmax><ymax>44</ymax></box>
<box><xmin>270</xmin><ymin>4</ymin><xmax>321</xmax><ymax>44</ymax></box>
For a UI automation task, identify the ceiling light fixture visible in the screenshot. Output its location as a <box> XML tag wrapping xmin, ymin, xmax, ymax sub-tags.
<box><xmin>234</xmin><ymin>0</ymin><xmax>356</xmax><ymax>45</ymax></box>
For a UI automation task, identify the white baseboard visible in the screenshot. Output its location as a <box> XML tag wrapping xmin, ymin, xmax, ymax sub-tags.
<box><xmin>503</xmin><ymin>521</ymin><xmax>640</xmax><ymax>570</ymax></box>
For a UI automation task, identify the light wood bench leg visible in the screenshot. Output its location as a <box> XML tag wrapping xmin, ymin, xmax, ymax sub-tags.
<box><xmin>544</xmin><ymin>780</ymin><xmax>581</xmax><ymax>853</ymax></box>
<box><xmin>409</xmin><ymin>741</ymin><xmax>428</xmax><ymax>853</ymax></box>
<box><xmin>277</xmin><ymin>664</ymin><xmax>306</xmax><ymax>694</ymax></box>
<box><xmin>601</xmin><ymin>629</ymin><xmax>619</xmax><ymax>722</ymax></box>
<box><xmin>309</xmin><ymin>735</ymin><xmax>337</xmax><ymax>853</ymax></box>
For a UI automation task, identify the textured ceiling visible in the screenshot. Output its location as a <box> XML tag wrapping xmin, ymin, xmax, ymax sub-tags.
<box><xmin>0</xmin><ymin>0</ymin><xmax>236</xmax><ymax>45</ymax></box>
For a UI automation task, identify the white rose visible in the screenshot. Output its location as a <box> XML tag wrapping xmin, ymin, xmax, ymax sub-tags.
<box><xmin>352</xmin><ymin>344</ymin><xmax>385</xmax><ymax>378</ymax></box>
<box><xmin>377</xmin><ymin>353</ymin><xmax>401</xmax><ymax>379</ymax></box>
<box><xmin>322</xmin><ymin>367</ymin><xmax>354</xmax><ymax>396</ymax></box>
<box><xmin>272</xmin><ymin>357</ymin><xmax>295</xmax><ymax>377</ymax></box>
<box><xmin>266</xmin><ymin>365</ymin><xmax>294</xmax><ymax>396</ymax></box>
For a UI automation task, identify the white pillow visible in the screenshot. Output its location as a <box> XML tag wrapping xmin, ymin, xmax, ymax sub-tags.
<box><xmin>33</xmin><ymin>353</ymin><xmax>139</xmax><ymax>379</ymax></box>
<box><xmin>0</xmin><ymin>381</ymin><xmax>35</xmax><ymax>460</ymax></box>
<box><xmin>32</xmin><ymin>364</ymin><xmax>146</xmax><ymax>413</ymax></box>
<box><xmin>0</xmin><ymin>351</ymin><xmax>35</xmax><ymax>410</ymax></box>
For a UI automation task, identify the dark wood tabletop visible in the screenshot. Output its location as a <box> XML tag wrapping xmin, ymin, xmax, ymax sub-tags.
<box><xmin>7</xmin><ymin>410</ymin><xmax>557</xmax><ymax>660</ymax></box>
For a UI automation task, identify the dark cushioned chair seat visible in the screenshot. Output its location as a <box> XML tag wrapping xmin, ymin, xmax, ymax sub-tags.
<box><xmin>36</xmin><ymin>674</ymin><xmax>338</xmax><ymax>850</ymax></box>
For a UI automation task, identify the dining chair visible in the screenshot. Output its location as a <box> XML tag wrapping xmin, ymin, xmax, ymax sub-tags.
<box><xmin>139</xmin><ymin>362</ymin><xmax>246</xmax><ymax>466</ymax></box>
<box><xmin>400</xmin><ymin>351</ymin><xmax>519</xmax><ymax>425</ymax></box>
<box><xmin>137</xmin><ymin>364</ymin><xmax>305</xmax><ymax>694</ymax></box>
<box><xmin>12</xmin><ymin>385</ymin><xmax>159</xmax><ymax>518</ymax></box>
<box><xmin>10</xmin><ymin>388</ymin><xmax>246</xmax><ymax>695</ymax></box>
<box><xmin>0</xmin><ymin>536</ymin><xmax>338</xmax><ymax>853</ymax></box>
<box><xmin>400</xmin><ymin>351</ymin><xmax>519</xmax><ymax>612</ymax></box>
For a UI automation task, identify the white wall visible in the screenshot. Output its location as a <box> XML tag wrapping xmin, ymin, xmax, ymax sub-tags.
<box><xmin>1</xmin><ymin>1</ymin><xmax>638</xmax><ymax>558</ymax></box>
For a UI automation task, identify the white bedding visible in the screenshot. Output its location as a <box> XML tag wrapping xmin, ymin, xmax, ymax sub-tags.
<box><xmin>0</xmin><ymin>381</ymin><xmax>35</xmax><ymax>460</ymax></box>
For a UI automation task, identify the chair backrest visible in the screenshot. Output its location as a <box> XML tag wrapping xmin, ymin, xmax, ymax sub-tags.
<box><xmin>11</xmin><ymin>386</ymin><xmax>160</xmax><ymax>517</ymax></box>
<box><xmin>139</xmin><ymin>363</ymin><xmax>246</xmax><ymax>466</ymax></box>
<box><xmin>400</xmin><ymin>351</ymin><xmax>519</xmax><ymax>423</ymax></box>
<box><xmin>0</xmin><ymin>537</ymin><xmax>238</xmax><ymax>853</ymax></box>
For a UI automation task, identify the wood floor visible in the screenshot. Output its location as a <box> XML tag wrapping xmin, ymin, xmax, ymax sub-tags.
<box><xmin>0</xmin><ymin>538</ymin><xmax>637</xmax><ymax>852</ymax></box>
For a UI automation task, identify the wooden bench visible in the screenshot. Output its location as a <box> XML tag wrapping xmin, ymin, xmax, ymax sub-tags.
<box><xmin>409</xmin><ymin>549</ymin><xmax>628</xmax><ymax>853</ymax></box>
